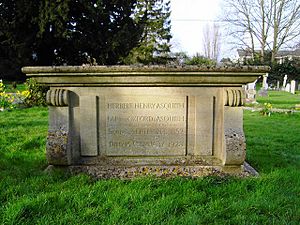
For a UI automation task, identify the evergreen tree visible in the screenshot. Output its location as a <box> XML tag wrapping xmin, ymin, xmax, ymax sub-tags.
<box><xmin>123</xmin><ymin>0</ymin><xmax>172</xmax><ymax>64</ymax></box>
<box><xmin>0</xmin><ymin>0</ymin><xmax>143</xmax><ymax>80</ymax></box>
<box><xmin>0</xmin><ymin>0</ymin><xmax>40</xmax><ymax>79</ymax></box>
<box><xmin>269</xmin><ymin>59</ymin><xmax>300</xmax><ymax>84</ymax></box>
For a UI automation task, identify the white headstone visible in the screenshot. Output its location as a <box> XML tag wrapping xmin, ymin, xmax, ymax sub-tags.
<box><xmin>277</xmin><ymin>81</ymin><xmax>280</xmax><ymax>90</ymax></box>
<box><xmin>291</xmin><ymin>80</ymin><xmax>296</xmax><ymax>94</ymax></box>
<box><xmin>283</xmin><ymin>75</ymin><xmax>288</xmax><ymax>88</ymax></box>
<box><xmin>262</xmin><ymin>73</ymin><xmax>268</xmax><ymax>89</ymax></box>
<box><xmin>247</xmin><ymin>79</ymin><xmax>257</xmax><ymax>90</ymax></box>
<box><xmin>285</xmin><ymin>83</ymin><xmax>291</xmax><ymax>92</ymax></box>
<box><xmin>245</xmin><ymin>79</ymin><xmax>257</xmax><ymax>103</ymax></box>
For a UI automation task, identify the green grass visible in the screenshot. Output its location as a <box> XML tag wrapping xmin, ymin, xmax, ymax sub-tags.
<box><xmin>3</xmin><ymin>82</ymin><xmax>26</xmax><ymax>93</ymax></box>
<box><xmin>257</xmin><ymin>90</ymin><xmax>300</xmax><ymax>109</ymax></box>
<box><xmin>0</xmin><ymin>107</ymin><xmax>300</xmax><ymax>224</ymax></box>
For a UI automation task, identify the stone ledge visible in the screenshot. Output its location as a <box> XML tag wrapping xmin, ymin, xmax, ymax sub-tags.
<box><xmin>22</xmin><ymin>65</ymin><xmax>269</xmax><ymax>87</ymax></box>
<box><xmin>45</xmin><ymin>162</ymin><xmax>259</xmax><ymax>179</ymax></box>
<box><xmin>79</xmin><ymin>156</ymin><xmax>222</xmax><ymax>167</ymax></box>
<box><xmin>22</xmin><ymin>65</ymin><xmax>270</xmax><ymax>74</ymax></box>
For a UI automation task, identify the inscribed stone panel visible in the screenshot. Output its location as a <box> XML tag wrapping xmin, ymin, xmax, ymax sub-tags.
<box><xmin>106</xmin><ymin>96</ymin><xmax>187</xmax><ymax>156</ymax></box>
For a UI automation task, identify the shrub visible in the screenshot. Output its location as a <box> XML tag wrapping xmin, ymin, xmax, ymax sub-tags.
<box><xmin>185</xmin><ymin>53</ymin><xmax>216</xmax><ymax>66</ymax></box>
<box><xmin>0</xmin><ymin>80</ymin><xmax>15</xmax><ymax>111</ymax></box>
<box><xmin>22</xmin><ymin>78</ymin><xmax>48</xmax><ymax>107</ymax></box>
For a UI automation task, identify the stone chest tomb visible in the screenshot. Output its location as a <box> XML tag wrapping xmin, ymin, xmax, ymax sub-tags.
<box><xmin>22</xmin><ymin>66</ymin><xmax>268</xmax><ymax>177</ymax></box>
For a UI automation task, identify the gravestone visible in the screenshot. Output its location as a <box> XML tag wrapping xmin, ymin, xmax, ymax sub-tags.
<box><xmin>282</xmin><ymin>75</ymin><xmax>288</xmax><ymax>90</ymax></box>
<box><xmin>290</xmin><ymin>80</ymin><xmax>296</xmax><ymax>94</ymax></box>
<box><xmin>262</xmin><ymin>73</ymin><xmax>268</xmax><ymax>89</ymax></box>
<box><xmin>245</xmin><ymin>80</ymin><xmax>257</xmax><ymax>103</ymax></box>
<box><xmin>258</xmin><ymin>73</ymin><xmax>268</xmax><ymax>96</ymax></box>
<box><xmin>285</xmin><ymin>83</ymin><xmax>291</xmax><ymax>92</ymax></box>
<box><xmin>22</xmin><ymin>66</ymin><xmax>268</xmax><ymax>177</ymax></box>
<box><xmin>276</xmin><ymin>81</ymin><xmax>280</xmax><ymax>90</ymax></box>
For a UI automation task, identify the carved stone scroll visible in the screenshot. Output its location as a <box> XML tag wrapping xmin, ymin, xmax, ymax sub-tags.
<box><xmin>46</xmin><ymin>89</ymin><xmax>69</xmax><ymax>106</ymax></box>
<box><xmin>224</xmin><ymin>89</ymin><xmax>245</xmax><ymax>107</ymax></box>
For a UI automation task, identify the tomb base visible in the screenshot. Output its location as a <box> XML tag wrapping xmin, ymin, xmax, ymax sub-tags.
<box><xmin>45</xmin><ymin>157</ymin><xmax>259</xmax><ymax>179</ymax></box>
<box><xmin>22</xmin><ymin>66</ymin><xmax>268</xmax><ymax>178</ymax></box>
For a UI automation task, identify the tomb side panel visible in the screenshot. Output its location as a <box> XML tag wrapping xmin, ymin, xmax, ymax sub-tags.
<box><xmin>105</xmin><ymin>95</ymin><xmax>187</xmax><ymax>156</ymax></box>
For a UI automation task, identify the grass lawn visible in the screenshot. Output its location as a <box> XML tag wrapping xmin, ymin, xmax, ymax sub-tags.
<box><xmin>0</xmin><ymin>107</ymin><xmax>299</xmax><ymax>224</ymax></box>
<box><xmin>2</xmin><ymin>82</ymin><xmax>26</xmax><ymax>93</ymax></box>
<box><xmin>256</xmin><ymin>90</ymin><xmax>300</xmax><ymax>109</ymax></box>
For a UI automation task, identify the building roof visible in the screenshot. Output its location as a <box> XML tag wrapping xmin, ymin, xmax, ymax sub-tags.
<box><xmin>276</xmin><ymin>49</ymin><xmax>300</xmax><ymax>57</ymax></box>
<box><xmin>237</xmin><ymin>49</ymin><xmax>253</xmax><ymax>57</ymax></box>
<box><xmin>237</xmin><ymin>48</ymin><xmax>300</xmax><ymax>58</ymax></box>
<box><xmin>237</xmin><ymin>49</ymin><xmax>261</xmax><ymax>58</ymax></box>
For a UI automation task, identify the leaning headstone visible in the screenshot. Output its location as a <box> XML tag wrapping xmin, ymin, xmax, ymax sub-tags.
<box><xmin>282</xmin><ymin>75</ymin><xmax>288</xmax><ymax>90</ymax></box>
<box><xmin>290</xmin><ymin>80</ymin><xmax>296</xmax><ymax>94</ymax></box>
<box><xmin>285</xmin><ymin>83</ymin><xmax>291</xmax><ymax>92</ymax></box>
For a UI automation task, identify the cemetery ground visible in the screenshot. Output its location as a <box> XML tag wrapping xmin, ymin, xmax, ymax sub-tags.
<box><xmin>257</xmin><ymin>90</ymin><xmax>300</xmax><ymax>109</ymax></box>
<box><xmin>0</xmin><ymin>92</ymin><xmax>299</xmax><ymax>224</ymax></box>
<box><xmin>2</xmin><ymin>82</ymin><xmax>26</xmax><ymax>93</ymax></box>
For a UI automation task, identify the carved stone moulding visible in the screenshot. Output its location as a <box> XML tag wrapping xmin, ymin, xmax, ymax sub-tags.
<box><xmin>224</xmin><ymin>89</ymin><xmax>245</xmax><ymax>107</ymax></box>
<box><xmin>46</xmin><ymin>89</ymin><xmax>69</xmax><ymax>106</ymax></box>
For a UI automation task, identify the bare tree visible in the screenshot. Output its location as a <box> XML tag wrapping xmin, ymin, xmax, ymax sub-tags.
<box><xmin>223</xmin><ymin>0</ymin><xmax>256</xmax><ymax>58</ymax></box>
<box><xmin>202</xmin><ymin>23</ymin><xmax>221</xmax><ymax>61</ymax></box>
<box><xmin>223</xmin><ymin>0</ymin><xmax>300</xmax><ymax>63</ymax></box>
<box><xmin>271</xmin><ymin>0</ymin><xmax>300</xmax><ymax>61</ymax></box>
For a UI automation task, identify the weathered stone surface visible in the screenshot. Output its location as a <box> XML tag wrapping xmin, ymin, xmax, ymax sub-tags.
<box><xmin>224</xmin><ymin>89</ymin><xmax>245</xmax><ymax>107</ymax></box>
<box><xmin>68</xmin><ymin>162</ymin><xmax>258</xmax><ymax>179</ymax></box>
<box><xmin>46</xmin><ymin>128</ymin><xmax>71</xmax><ymax>165</ymax></box>
<box><xmin>22</xmin><ymin>66</ymin><xmax>269</xmax><ymax>177</ymax></box>
<box><xmin>47</xmin><ymin>106</ymin><xmax>73</xmax><ymax>165</ymax></box>
<box><xmin>22</xmin><ymin>65</ymin><xmax>268</xmax><ymax>87</ymax></box>
<box><xmin>69</xmin><ymin>165</ymin><xmax>220</xmax><ymax>179</ymax></box>
<box><xmin>22</xmin><ymin>65</ymin><xmax>270</xmax><ymax>74</ymax></box>
<box><xmin>46</xmin><ymin>89</ymin><xmax>69</xmax><ymax>106</ymax></box>
<box><xmin>223</xmin><ymin>106</ymin><xmax>245</xmax><ymax>166</ymax></box>
<box><xmin>224</xmin><ymin>128</ymin><xmax>246</xmax><ymax>165</ymax></box>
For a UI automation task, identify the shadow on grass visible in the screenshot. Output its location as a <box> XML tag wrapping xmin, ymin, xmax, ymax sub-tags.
<box><xmin>1</xmin><ymin>108</ymin><xmax>300</xmax><ymax>224</ymax></box>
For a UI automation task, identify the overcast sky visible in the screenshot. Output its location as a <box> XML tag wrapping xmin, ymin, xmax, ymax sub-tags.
<box><xmin>170</xmin><ymin>0</ymin><xmax>233</xmax><ymax>59</ymax></box>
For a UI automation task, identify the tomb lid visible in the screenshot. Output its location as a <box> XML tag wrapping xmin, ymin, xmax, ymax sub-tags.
<box><xmin>22</xmin><ymin>65</ymin><xmax>269</xmax><ymax>87</ymax></box>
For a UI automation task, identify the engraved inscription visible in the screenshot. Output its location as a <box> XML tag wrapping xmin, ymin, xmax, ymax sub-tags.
<box><xmin>106</xmin><ymin>96</ymin><xmax>187</xmax><ymax>156</ymax></box>
<box><xmin>107</xmin><ymin>102</ymin><xmax>185</xmax><ymax>110</ymax></box>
